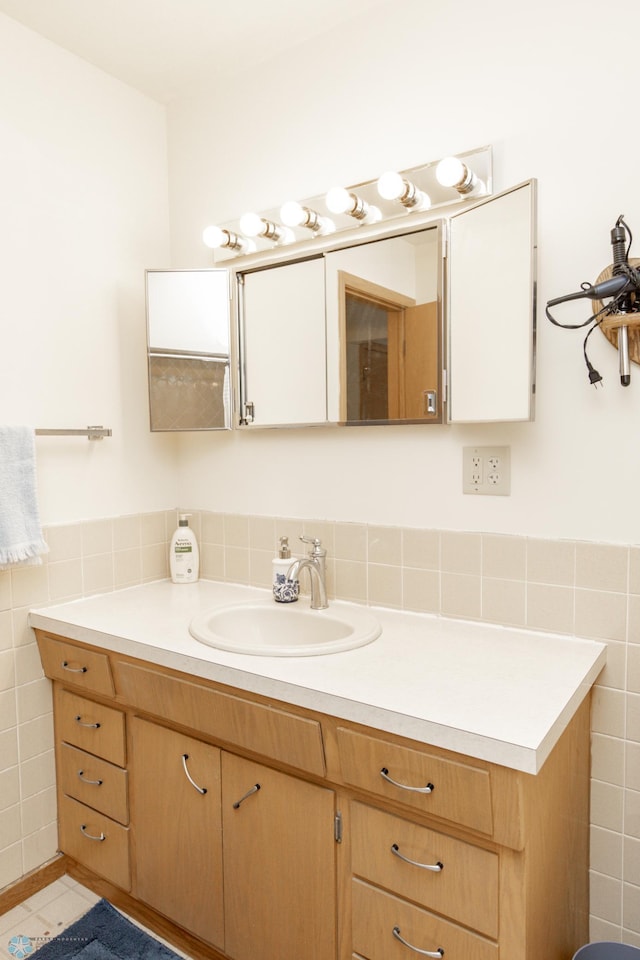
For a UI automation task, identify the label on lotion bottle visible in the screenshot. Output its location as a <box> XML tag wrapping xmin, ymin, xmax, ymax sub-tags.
<box><xmin>170</xmin><ymin>514</ymin><xmax>199</xmax><ymax>583</ymax></box>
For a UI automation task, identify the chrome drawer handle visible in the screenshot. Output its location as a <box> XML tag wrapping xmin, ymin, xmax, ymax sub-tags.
<box><xmin>181</xmin><ymin>754</ymin><xmax>207</xmax><ymax>795</ymax></box>
<box><xmin>80</xmin><ymin>824</ymin><xmax>105</xmax><ymax>842</ymax></box>
<box><xmin>74</xmin><ymin>715</ymin><xmax>101</xmax><ymax>729</ymax></box>
<box><xmin>61</xmin><ymin>660</ymin><xmax>87</xmax><ymax>674</ymax></box>
<box><xmin>233</xmin><ymin>783</ymin><xmax>261</xmax><ymax>809</ymax></box>
<box><xmin>391</xmin><ymin>844</ymin><xmax>443</xmax><ymax>872</ymax></box>
<box><xmin>392</xmin><ymin>926</ymin><xmax>444</xmax><ymax>957</ymax></box>
<box><xmin>77</xmin><ymin>770</ymin><xmax>103</xmax><ymax>786</ymax></box>
<box><xmin>380</xmin><ymin>768</ymin><xmax>434</xmax><ymax>794</ymax></box>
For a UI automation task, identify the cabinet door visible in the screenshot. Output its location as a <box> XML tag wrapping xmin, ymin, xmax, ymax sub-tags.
<box><xmin>447</xmin><ymin>180</ymin><xmax>537</xmax><ymax>422</ymax></box>
<box><xmin>222</xmin><ymin>752</ymin><xmax>336</xmax><ymax>960</ymax></box>
<box><xmin>239</xmin><ymin>257</ymin><xmax>327</xmax><ymax>426</ymax></box>
<box><xmin>131</xmin><ymin>717</ymin><xmax>224</xmax><ymax>949</ymax></box>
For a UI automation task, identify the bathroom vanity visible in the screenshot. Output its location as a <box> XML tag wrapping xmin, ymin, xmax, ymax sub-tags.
<box><xmin>30</xmin><ymin>580</ymin><xmax>606</xmax><ymax>960</ymax></box>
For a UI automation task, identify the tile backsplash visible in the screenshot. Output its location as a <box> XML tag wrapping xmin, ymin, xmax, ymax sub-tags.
<box><xmin>0</xmin><ymin>508</ymin><xmax>637</xmax><ymax>943</ymax></box>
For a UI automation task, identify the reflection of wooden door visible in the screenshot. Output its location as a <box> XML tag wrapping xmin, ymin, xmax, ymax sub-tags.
<box><xmin>389</xmin><ymin>302</ymin><xmax>439</xmax><ymax>419</ymax></box>
<box><xmin>358</xmin><ymin>341</ymin><xmax>388</xmax><ymax>420</ymax></box>
<box><xmin>339</xmin><ymin>270</ymin><xmax>439</xmax><ymax>421</ymax></box>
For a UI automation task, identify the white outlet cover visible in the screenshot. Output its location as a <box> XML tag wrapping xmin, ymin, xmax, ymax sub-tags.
<box><xmin>462</xmin><ymin>446</ymin><xmax>511</xmax><ymax>496</ymax></box>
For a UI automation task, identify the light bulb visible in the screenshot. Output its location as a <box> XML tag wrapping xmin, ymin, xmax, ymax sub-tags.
<box><xmin>239</xmin><ymin>212</ymin><xmax>264</xmax><ymax>237</ymax></box>
<box><xmin>325</xmin><ymin>187</ymin><xmax>353</xmax><ymax>215</ymax></box>
<box><xmin>280</xmin><ymin>201</ymin><xmax>336</xmax><ymax>236</ymax></box>
<box><xmin>326</xmin><ymin>187</ymin><xmax>381</xmax><ymax>224</ymax></box>
<box><xmin>202</xmin><ymin>225</ymin><xmax>248</xmax><ymax>252</ymax></box>
<box><xmin>377</xmin><ymin>171</ymin><xmax>431</xmax><ymax>212</ymax></box>
<box><xmin>436</xmin><ymin>157</ymin><xmax>466</xmax><ymax>188</ymax></box>
<box><xmin>377</xmin><ymin>171</ymin><xmax>405</xmax><ymax>201</ymax></box>
<box><xmin>436</xmin><ymin>157</ymin><xmax>484</xmax><ymax>196</ymax></box>
<box><xmin>202</xmin><ymin>225</ymin><xmax>226</xmax><ymax>248</ymax></box>
<box><xmin>280</xmin><ymin>201</ymin><xmax>307</xmax><ymax>227</ymax></box>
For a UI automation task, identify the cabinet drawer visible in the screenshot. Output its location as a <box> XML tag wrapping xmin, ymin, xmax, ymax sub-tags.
<box><xmin>37</xmin><ymin>634</ymin><xmax>115</xmax><ymax>697</ymax></box>
<box><xmin>350</xmin><ymin>802</ymin><xmax>498</xmax><ymax>937</ymax></box>
<box><xmin>55</xmin><ymin>687</ymin><xmax>126</xmax><ymax>767</ymax></box>
<box><xmin>115</xmin><ymin>661</ymin><xmax>326</xmax><ymax>776</ymax></box>
<box><xmin>352</xmin><ymin>879</ymin><xmax>497</xmax><ymax>960</ymax></box>
<box><xmin>337</xmin><ymin>728</ymin><xmax>493</xmax><ymax>835</ymax></box>
<box><xmin>59</xmin><ymin>795</ymin><xmax>130</xmax><ymax>891</ymax></box>
<box><xmin>59</xmin><ymin>743</ymin><xmax>129</xmax><ymax>825</ymax></box>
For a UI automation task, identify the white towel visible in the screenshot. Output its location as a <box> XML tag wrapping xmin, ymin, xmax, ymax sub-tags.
<box><xmin>0</xmin><ymin>426</ymin><xmax>48</xmax><ymax>569</ymax></box>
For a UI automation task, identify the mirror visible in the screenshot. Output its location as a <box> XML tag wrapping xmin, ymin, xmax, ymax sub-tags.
<box><xmin>325</xmin><ymin>226</ymin><xmax>442</xmax><ymax>424</ymax></box>
<box><xmin>235</xmin><ymin>181</ymin><xmax>535</xmax><ymax>428</ymax></box>
<box><xmin>236</xmin><ymin>223</ymin><xmax>444</xmax><ymax>427</ymax></box>
<box><xmin>238</xmin><ymin>258</ymin><xmax>327</xmax><ymax>426</ymax></box>
<box><xmin>145</xmin><ymin>269</ymin><xmax>231</xmax><ymax>431</ymax></box>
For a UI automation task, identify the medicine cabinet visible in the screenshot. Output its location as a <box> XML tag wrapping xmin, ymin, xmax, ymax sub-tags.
<box><xmin>144</xmin><ymin>180</ymin><xmax>536</xmax><ymax>431</ymax></box>
<box><xmin>234</xmin><ymin>179</ymin><xmax>537</xmax><ymax>427</ymax></box>
<box><xmin>145</xmin><ymin>269</ymin><xmax>231</xmax><ymax>431</ymax></box>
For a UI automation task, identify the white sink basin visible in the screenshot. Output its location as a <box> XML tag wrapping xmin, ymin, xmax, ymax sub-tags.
<box><xmin>189</xmin><ymin>600</ymin><xmax>381</xmax><ymax>656</ymax></box>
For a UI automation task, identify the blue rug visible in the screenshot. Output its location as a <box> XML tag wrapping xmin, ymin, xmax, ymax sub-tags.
<box><xmin>17</xmin><ymin>899</ymin><xmax>184</xmax><ymax>960</ymax></box>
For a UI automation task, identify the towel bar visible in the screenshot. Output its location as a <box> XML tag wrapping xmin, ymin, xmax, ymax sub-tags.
<box><xmin>35</xmin><ymin>426</ymin><xmax>112</xmax><ymax>440</ymax></box>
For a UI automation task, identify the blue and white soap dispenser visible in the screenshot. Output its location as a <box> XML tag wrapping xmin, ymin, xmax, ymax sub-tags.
<box><xmin>272</xmin><ymin>536</ymin><xmax>298</xmax><ymax>602</ymax></box>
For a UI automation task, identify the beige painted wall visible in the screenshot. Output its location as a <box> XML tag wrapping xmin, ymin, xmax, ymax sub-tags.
<box><xmin>167</xmin><ymin>0</ymin><xmax>640</xmax><ymax>546</ymax></box>
<box><xmin>0</xmin><ymin>13</ymin><xmax>177</xmax><ymax>524</ymax></box>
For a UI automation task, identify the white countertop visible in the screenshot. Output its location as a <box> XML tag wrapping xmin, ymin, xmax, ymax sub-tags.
<box><xmin>28</xmin><ymin>579</ymin><xmax>607</xmax><ymax>775</ymax></box>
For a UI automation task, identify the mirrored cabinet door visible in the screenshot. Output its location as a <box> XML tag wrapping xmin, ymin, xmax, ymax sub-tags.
<box><xmin>446</xmin><ymin>180</ymin><xmax>537</xmax><ymax>422</ymax></box>
<box><xmin>146</xmin><ymin>269</ymin><xmax>231</xmax><ymax>431</ymax></box>
<box><xmin>238</xmin><ymin>257</ymin><xmax>327</xmax><ymax>426</ymax></box>
<box><xmin>325</xmin><ymin>226</ymin><xmax>443</xmax><ymax>424</ymax></box>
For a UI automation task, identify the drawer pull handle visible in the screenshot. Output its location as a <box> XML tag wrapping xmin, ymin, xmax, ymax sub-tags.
<box><xmin>233</xmin><ymin>783</ymin><xmax>261</xmax><ymax>809</ymax></box>
<box><xmin>380</xmin><ymin>768</ymin><xmax>434</xmax><ymax>794</ymax></box>
<box><xmin>74</xmin><ymin>715</ymin><xmax>101</xmax><ymax>729</ymax></box>
<box><xmin>392</xmin><ymin>926</ymin><xmax>444</xmax><ymax>957</ymax></box>
<box><xmin>61</xmin><ymin>661</ymin><xmax>87</xmax><ymax>674</ymax></box>
<box><xmin>391</xmin><ymin>844</ymin><xmax>444</xmax><ymax>872</ymax></box>
<box><xmin>77</xmin><ymin>770</ymin><xmax>103</xmax><ymax>786</ymax></box>
<box><xmin>80</xmin><ymin>824</ymin><xmax>105</xmax><ymax>842</ymax></box>
<box><xmin>181</xmin><ymin>754</ymin><xmax>207</xmax><ymax>795</ymax></box>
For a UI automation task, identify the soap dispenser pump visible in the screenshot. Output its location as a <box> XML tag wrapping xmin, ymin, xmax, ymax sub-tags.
<box><xmin>170</xmin><ymin>514</ymin><xmax>199</xmax><ymax>584</ymax></box>
<box><xmin>272</xmin><ymin>536</ymin><xmax>298</xmax><ymax>603</ymax></box>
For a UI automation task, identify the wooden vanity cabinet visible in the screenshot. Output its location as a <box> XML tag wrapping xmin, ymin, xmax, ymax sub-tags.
<box><xmin>51</xmin><ymin>684</ymin><xmax>130</xmax><ymax>891</ymax></box>
<box><xmin>36</xmin><ymin>629</ymin><xmax>591</xmax><ymax>960</ymax></box>
<box><xmin>221</xmin><ymin>753</ymin><xmax>336</xmax><ymax>960</ymax></box>
<box><xmin>130</xmin><ymin>717</ymin><xmax>224</xmax><ymax>949</ymax></box>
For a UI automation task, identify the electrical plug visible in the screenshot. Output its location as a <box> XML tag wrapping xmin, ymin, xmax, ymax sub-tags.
<box><xmin>586</xmin><ymin>361</ymin><xmax>602</xmax><ymax>387</ymax></box>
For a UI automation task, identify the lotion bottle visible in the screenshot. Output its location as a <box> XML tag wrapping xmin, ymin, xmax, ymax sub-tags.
<box><xmin>170</xmin><ymin>514</ymin><xmax>199</xmax><ymax>584</ymax></box>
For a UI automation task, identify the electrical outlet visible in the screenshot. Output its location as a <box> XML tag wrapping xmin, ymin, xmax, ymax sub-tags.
<box><xmin>463</xmin><ymin>446</ymin><xmax>511</xmax><ymax>496</ymax></box>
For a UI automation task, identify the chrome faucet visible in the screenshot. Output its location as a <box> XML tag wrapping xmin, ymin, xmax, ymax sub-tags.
<box><xmin>286</xmin><ymin>536</ymin><xmax>328</xmax><ymax>610</ymax></box>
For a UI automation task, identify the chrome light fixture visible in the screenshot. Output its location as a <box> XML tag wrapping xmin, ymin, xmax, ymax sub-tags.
<box><xmin>436</xmin><ymin>157</ymin><xmax>486</xmax><ymax>197</ymax></box>
<box><xmin>377</xmin><ymin>171</ymin><xmax>431</xmax><ymax>211</ymax></box>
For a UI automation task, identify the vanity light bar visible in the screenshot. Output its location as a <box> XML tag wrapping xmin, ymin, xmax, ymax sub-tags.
<box><xmin>203</xmin><ymin>146</ymin><xmax>492</xmax><ymax>261</ymax></box>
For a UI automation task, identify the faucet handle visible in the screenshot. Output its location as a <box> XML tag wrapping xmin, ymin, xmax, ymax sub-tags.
<box><xmin>299</xmin><ymin>535</ymin><xmax>326</xmax><ymax>557</ymax></box>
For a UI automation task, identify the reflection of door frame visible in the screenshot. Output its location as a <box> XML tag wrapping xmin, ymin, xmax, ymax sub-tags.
<box><xmin>338</xmin><ymin>271</ymin><xmax>415</xmax><ymax>422</ymax></box>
